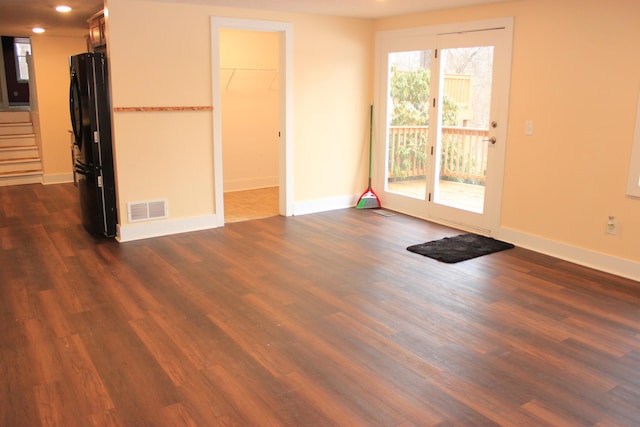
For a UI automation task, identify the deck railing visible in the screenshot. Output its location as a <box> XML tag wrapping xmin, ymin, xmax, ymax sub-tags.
<box><xmin>387</xmin><ymin>126</ymin><xmax>489</xmax><ymax>183</ymax></box>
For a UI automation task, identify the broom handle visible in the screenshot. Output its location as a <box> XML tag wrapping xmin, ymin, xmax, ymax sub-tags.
<box><xmin>368</xmin><ymin>104</ymin><xmax>373</xmax><ymax>183</ymax></box>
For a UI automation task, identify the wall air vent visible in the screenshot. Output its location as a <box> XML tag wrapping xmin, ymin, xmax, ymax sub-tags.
<box><xmin>127</xmin><ymin>199</ymin><xmax>168</xmax><ymax>223</ymax></box>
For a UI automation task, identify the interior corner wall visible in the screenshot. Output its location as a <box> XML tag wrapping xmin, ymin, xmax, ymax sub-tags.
<box><xmin>30</xmin><ymin>36</ymin><xmax>87</xmax><ymax>182</ymax></box>
<box><xmin>220</xmin><ymin>29</ymin><xmax>279</xmax><ymax>192</ymax></box>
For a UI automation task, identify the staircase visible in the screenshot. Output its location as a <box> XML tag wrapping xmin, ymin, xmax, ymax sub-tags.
<box><xmin>0</xmin><ymin>110</ymin><xmax>43</xmax><ymax>186</ymax></box>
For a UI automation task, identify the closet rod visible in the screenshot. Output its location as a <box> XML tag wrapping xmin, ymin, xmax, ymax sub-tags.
<box><xmin>221</xmin><ymin>67</ymin><xmax>278</xmax><ymax>72</ymax></box>
<box><xmin>222</xmin><ymin>67</ymin><xmax>279</xmax><ymax>91</ymax></box>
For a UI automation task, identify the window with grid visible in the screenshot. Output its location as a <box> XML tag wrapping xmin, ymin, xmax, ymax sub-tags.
<box><xmin>14</xmin><ymin>38</ymin><xmax>32</xmax><ymax>82</ymax></box>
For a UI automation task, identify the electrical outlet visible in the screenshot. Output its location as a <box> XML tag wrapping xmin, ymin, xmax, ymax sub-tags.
<box><xmin>525</xmin><ymin>120</ymin><xmax>534</xmax><ymax>136</ymax></box>
<box><xmin>606</xmin><ymin>216</ymin><xmax>617</xmax><ymax>235</ymax></box>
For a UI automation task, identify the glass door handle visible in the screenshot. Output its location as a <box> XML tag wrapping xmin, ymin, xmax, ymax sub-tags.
<box><xmin>483</xmin><ymin>136</ymin><xmax>497</xmax><ymax>144</ymax></box>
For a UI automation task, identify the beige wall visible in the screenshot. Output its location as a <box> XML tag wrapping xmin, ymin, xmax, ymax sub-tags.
<box><xmin>376</xmin><ymin>0</ymin><xmax>640</xmax><ymax>266</ymax></box>
<box><xmin>220</xmin><ymin>29</ymin><xmax>279</xmax><ymax>192</ymax></box>
<box><xmin>107</xmin><ymin>0</ymin><xmax>372</xmax><ymax>237</ymax></box>
<box><xmin>106</xmin><ymin>0</ymin><xmax>373</xmax><ymax>232</ymax></box>
<box><xmin>30</xmin><ymin>36</ymin><xmax>86</xmax><ymax>181</ymax></box>
<box><xmin>96</xmin><ymin>0</ymin><xmax>638</xmax><ymax>275</ymax></box>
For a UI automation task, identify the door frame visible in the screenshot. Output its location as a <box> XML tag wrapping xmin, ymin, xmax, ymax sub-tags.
<box><xmin>0</xmin><ymin>40</ymin><xmax>9</xmax><ymax>109</ymax></box>
<box><xmin>210</xmin><ymin>18</ymin><xmax>293</xmax><ymax>226</ymax></box>
<box><xmin>374</xmin><ymin>17</ymin><xmax>514</xmax><ymax>235</ymax></box>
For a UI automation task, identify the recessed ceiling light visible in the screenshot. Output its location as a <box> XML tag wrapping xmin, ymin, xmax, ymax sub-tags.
<box><xmin>32</xmin><ymin>27</ymin><xmax>46</xmax><ymax>34</ymax></box>
<box><xmin>56</xmin><ymin>5</ymin><xmax>72</xmax><ymax>13</ymax></box>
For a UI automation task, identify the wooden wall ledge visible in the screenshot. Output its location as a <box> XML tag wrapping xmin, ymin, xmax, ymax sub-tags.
<box><xmin>113</xmin><ymin>106</ymin><xmax>213</xmax><ymax>112</ymax></box>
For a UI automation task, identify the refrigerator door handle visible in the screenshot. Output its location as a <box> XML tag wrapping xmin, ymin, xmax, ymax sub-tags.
<box><xmin>74</xmin><ymin>166</ymin><xmax>91</xmax><ymax>176</ymax></box>
<box><xmin>69</xmin><ymin>70</ymin><xmax>83</xmax><ymax>150</ymax></box>
<box><xmin>74</xmin><ymin>160</ymin><xmax>95</xmax><ymax>175</ymax></box>
<box><xmin>71</xmin><ymin>134</ymin><xmax>77</xmax><ymax>186</ymax></box>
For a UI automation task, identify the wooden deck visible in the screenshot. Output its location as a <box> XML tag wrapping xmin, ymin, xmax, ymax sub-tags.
<box><xmin>1</xmin><ymin>182</ymin><xmax>639</xmax><ymax>426</ymax></box>
<box><xmin>387</xmin><ymin>179</ymin><xmax>485</xmax><ymax>212</ymax></box>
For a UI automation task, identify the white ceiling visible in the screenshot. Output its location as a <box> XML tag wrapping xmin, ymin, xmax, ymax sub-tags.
<box><xmin>0</xmin><ymin>0</ymin><xmax>104</xmax><ymax>37</ymax></box>
<box><xmin>146</xmin><ymin>0</ymin><xmax>512</xmax><ymax>19</ymax></box>
<box><xmin>0</xmin><ymin>0</ymin><xmax>511</xmax><ymax>38</ymax></box>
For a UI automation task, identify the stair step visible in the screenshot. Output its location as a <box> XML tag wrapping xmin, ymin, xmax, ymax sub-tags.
<box><xmin>0</xmin><ymin>123</ymin><xmax>34</xmax><ymax>136</ymax></box>
<box><xmin>0</xmin><ymin>170</ymin><xmax>42</xmax><ymax>187</ymax></box>
<box><xmin>0</xmin><ymin>145</ymin><xmax>39</xmax><ymax>159</ymax></box>
<box><xmin>0</xmin><ymin>168</ymin><xmax>42</xmax><ymax>175</ymax></box>
<box><xmin>0</xmin><ymin>156</ymin><xmax>41</xmax><ymax>163</ymax></box>
<box><xmin>0</xmin><ymin>134</ymin><xmax>37</xmax><ymax>147</ymax></box>
<box><xmin>0</xmin><ymin>110</ymin><xmax>42</xmax><ymax>187</ymax></box>
<box><xmin>0</xmin><ymin>144</ymin><xmax>38</xmax><ymax>151</ymax></box>
<box><xmin>0</xmin><ymin>110</ymin><xmax>31</xmax><ymax>124</ymax></box>
<box><xmin>0</xmin><ymin>157</ymin><xmax>42</xmax><ymax>174</ymax></box>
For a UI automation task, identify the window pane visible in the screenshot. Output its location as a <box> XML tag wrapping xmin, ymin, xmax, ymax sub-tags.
<box><xmin>385</xmin><ymin>50</ymin><xmax>432</xmax><ymax>200</ymax></box>
<box><xmin>15</xmin><ymin>42</ymin><xmax>31</xmax><ymax>56</ymax></box>
<box><xmin>434</xmin><ymin>46</ymin><xmax>494</xmax><ymax>214</ymax></box>
<box><xmin>14</xmin><ymin>38</ymin><xmax>31</xmax><ymax>81</ymax></box>
<box><xmin>17</xmin><ymin>57</ymin><xmax>29</xmax><ymax>80</ymax></box>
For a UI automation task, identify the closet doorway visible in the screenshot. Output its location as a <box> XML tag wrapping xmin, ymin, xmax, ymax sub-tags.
<box><xmin>221</xmin><ymin>29</ymin><xmax>279</xmax><ymax>223</ymax></box>
<box><xmin>211</xmin><ymin>18</ymin><xmax>293</xmax><ymax>226</ymax></box>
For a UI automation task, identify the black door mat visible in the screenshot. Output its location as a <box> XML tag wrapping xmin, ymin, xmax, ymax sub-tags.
<box><xmin>407</xmin><ymin>233</ymin><xmax>515</xmax><ymax>263</ymax></box>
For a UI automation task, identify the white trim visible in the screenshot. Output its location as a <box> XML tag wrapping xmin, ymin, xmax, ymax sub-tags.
<box><xmin>626</xmin><ymin>85</ymin><xmax>640</xmax><ymax>197</ymax></box>
<box><xmin>117</xmin><ymin>194</ymin><xmax>354</xmax><ymax>241</ymax></box>
<box><xmin>117</xmin><ymin>214</ymin><xmax>218</xmax><ymax>242</ymax></box>
<box><xmin>42</xmin><ymin>173</ymin><xmax>73</xmax><ymax>184</ymax></box>
<box><xmin>497</xmin><ymin>227</ymin><xmax>640</xmax><ymax>282</ymax></box>
<box><xmin>293</xmin><ymin>195</ymin><xmax>358</xmax><ymax>216</ymax></box>
<box><xmin>211</xmin><ymin>17</ymin><xmax>294</xmax><ymax>227</ymax></box>
<box><xmin>223</xmin><ymin>176</ymin><xmax>278</xmax><ymax>193</ymax></box>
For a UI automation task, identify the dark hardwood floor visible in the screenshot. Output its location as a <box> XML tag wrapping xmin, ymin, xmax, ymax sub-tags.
<box><xmin>1</xmin><ymin>183</ymin><xmax>639</xmax><ymax>426</ymax></box>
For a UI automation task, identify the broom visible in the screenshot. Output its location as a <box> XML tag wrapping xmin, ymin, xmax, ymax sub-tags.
<box><xmin>356</xmin><ymin>104</ymin><xmax>381</xmax><ymax>209</ymax></box>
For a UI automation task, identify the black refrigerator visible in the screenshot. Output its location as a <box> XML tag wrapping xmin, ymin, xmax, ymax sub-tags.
<box><xmin>69</xmin><ymin>52</ymin><xmax>117</xmax><ymax>237</ymax></box>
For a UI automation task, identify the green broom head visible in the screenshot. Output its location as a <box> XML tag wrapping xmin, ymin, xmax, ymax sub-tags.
<box><xmin>356</xmin><ymin>188</ymin><xmax>381</xmax><ymax>209</ymax></box>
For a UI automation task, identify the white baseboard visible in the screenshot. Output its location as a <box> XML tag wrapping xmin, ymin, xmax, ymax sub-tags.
<box><xmin>293</xmin><ymin>194</ymin><xmax>358</xmax><ymax>216</ymax></box>
<box><xmin>114</xmin><ymin>194</ymin><xmax>638</xmax><ymax>284</ymax></box>
<box><xmin>117</xmin><ymin>193</ymin><xmax>355</xmax><ymax>242</ymax></box>
<box><xmin>117</xmin><ymin>214</ymin><xmax>220</xmax><ymax>242</ymax></box>
<box><xmin>497</xmin><ymin>227</ymin><xmax>640</xmax><ymax>283</ymax></box>
<box><xmin>223</xmin><ymin>176</ymin><xmax>278</xmax><ymax>192</ymax></box>
<box><xmin>43</xmin><ymin>173</ymin><xmax>73</xmax><ymax>185</ymax></box>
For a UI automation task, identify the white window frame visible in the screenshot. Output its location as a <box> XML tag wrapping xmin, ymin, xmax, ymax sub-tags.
<box><xmin>14</xmin><ymin>38</ymin><xmax>31</xmax><ymax>83</ymax></box>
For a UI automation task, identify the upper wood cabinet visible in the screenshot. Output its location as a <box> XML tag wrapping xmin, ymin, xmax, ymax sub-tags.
<box><xmin>88</xmin><ymin>11</ymin><xmax>106</xmax><ymax>49</ymax></box>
